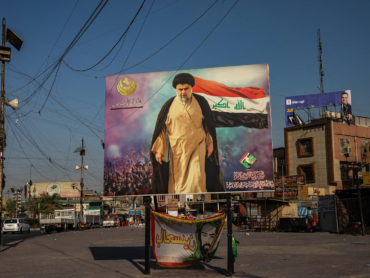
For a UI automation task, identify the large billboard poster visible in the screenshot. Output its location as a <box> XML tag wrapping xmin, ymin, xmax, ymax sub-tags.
<box><xmin>26</xmin><ymin>181</ymin><xmax>81</xmax><ymax>198</ymax></box>
<box><xmin>285</xmin><ymin>90</ymin><xmax>352</xmax><ymax>127</ymax></box>
<box><xmin>104</xmin><ymin>64</ymin><xmax>273</xmax><ymax>196</ymax></box>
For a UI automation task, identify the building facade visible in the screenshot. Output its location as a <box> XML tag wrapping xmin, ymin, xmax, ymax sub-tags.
<box><xmin>284</xmin><ymin>116</ymin><xmax>370</xmax><ymax>195</ymax></box>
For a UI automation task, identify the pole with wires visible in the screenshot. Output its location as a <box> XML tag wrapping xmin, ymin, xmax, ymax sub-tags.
<box><xmin>0</xmin><ymin>18</ymin><xmax>6</xmax><ymax>251</ymax></box>
<box><xmin>80</xmin><ymin>138</ymin><xmax>84</xmax><ymax>230</ymax></box>
<box><xmin>73</xmin><ymin>138</ymin><xmax>87</xmax><ymax>230</ymax></box>
<box><xmin>0</xmin><ymin>18</ymin><xmax>22</xmax><ymax>250</ymax></box>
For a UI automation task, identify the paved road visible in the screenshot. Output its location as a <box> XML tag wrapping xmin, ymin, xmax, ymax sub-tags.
<box><xmin>0</xmin><ymin>228</ymin><xmax>370</xmax><ymax>278</ymax></box>
<box><xmin>1</xmin><ymin>230</ymin><xmax>44</xmax><ymax>246</ymax></box>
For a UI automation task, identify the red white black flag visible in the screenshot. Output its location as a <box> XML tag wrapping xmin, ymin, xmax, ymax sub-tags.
<box><xmin>193</xmin><ymin>77</ymin><xmax>268</xmax><ymax>129</ymax></box>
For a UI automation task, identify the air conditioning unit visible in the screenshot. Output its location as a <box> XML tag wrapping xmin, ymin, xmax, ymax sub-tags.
<box><xmin>343</xmin><ymin>146</ymin><xmax>352</xmax><ymax>155</ymax></box>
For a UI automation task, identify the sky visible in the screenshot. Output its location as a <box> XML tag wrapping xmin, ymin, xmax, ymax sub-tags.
<box><xmin>1</xmin><ymin>0</ymin><xmax>370</xmax><ymax>194</ymax></box>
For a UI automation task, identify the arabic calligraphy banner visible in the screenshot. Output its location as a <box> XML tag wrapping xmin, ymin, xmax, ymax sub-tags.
<box><xmin>104</xmin><ymin>64</ymin><xmax>274</xmax><ymax>196</ymax></box>
<box><xmin>274</xmin><ymin>175</ymin><xmax>306</xmax><ymax>200</ymax></box>
<box><xmin>151</xmin><ymin>210</ymin><xmax>225</xmax><ymax>267</ymax></box>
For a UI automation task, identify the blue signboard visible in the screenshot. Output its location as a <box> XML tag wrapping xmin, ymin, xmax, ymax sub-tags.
<box><xmin>285</xmin><ymin>90</ymin><xmax>351</xmax><ymax>127</ymax></box>
<box><xmin>130</xmin><ymin>209</ymin><xmax>143</xmax><ymax>216</ymax></box>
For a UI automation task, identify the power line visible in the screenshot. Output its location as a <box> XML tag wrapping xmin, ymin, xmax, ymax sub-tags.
<box><xmin>86</xmin><ymin>0</ymin><xmax>156</xmax><ymax>129</ymax></box>
<box><xmin>64</xmin><ymin>0</ymin><xmax>219</xmax><ymax>79</ymax></box>
<box><xmin>106</xmin><ymin>0</ymin><xmax>240</xmax><ymax>130</ymax></box>
<box><xmin>75</xmin><ymin>0</ymin><xmax>220</xmax><ymax>132</ymax></box>
<box><xmin>8</xmin><ymin>0</ymin><xmax>109</xmax><ymax>113</ymax></box>
<box><xmin>63</xmin><ymin>0</ymin><xmax>147</xmax><ymax>72</ymax></box>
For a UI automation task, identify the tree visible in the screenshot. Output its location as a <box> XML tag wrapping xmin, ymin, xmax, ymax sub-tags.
<box><xmin>27</xmin><ymin>193</ymin><xmax>63</xmax><ymax>218</ymax></box>
<box><xmin>28</xmin><ymin>198</ymin><xmax>47</xmax><ymax>219</ymax></box>
<box><xmin>5</xmin><ymin>199</ymin><xmax>16</xmax><ymax>218</ymax></box>
<box><xmin>19</xmin><ymin>204</ymin><xmax>28</xmax><ymax>215</ymax></box>
<box><xmin>40</xmin><ymin>193</ymin><xmax>63</xmax><ymax>213</ymax></box>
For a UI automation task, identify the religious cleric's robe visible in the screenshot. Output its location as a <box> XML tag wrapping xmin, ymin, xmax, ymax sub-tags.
<box><xmin>150</xmin><ymin>93</ymin><xmax>225</xmax><ymax>194</ymax></box>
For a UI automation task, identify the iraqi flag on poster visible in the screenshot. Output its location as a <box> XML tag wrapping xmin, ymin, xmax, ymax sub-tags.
<box><xmin>192</xmin><ymin>77</ymin><xmax>269</xmax><ymax>129</ymax></box>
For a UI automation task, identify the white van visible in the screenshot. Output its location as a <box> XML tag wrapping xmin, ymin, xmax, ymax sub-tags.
<box><xmin>2</xmin><ymin>218</ymin><xmax>30</xmax><ymax>234</ymax></box>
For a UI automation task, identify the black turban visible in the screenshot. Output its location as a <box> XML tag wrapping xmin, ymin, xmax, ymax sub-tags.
<box><xmin>172</xmin><ymin>73</ymin><xmax>195</xmax><ymax>88</ymax></box>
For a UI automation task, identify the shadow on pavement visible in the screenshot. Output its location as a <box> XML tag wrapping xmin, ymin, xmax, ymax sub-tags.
<box><xmin>90</xmin><ymin>246</ymin><xmax>154</xmax><ymax>273</ymax></box>
<box><xmin>1</xmin><ymin>231</ymin><xmax>44</xmax><ymax>253</ymax></box>
<box><xmin>0</xmin><ymin>239</ymin><xmax>26</xmax><ymax>253</ymax></box>
<box><xmin>91</xmin><ymin>246</ymin><xmax>239</xmax><ymax>274</ymax></box>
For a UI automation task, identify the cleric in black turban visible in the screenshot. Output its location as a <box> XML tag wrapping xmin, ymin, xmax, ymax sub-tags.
<box><xmin>172</xmin><ymin>73</ymin><xmax>195</xmax><ymax>88</ymax></box>
<box><xmin>150</xmin><ymin>73</ymin><xmax>225</xmax><ymax>194</ymax></box>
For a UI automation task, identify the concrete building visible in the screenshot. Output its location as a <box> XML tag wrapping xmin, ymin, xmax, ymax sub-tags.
<box><xmin>284</xmin><ymin>116</ymin><xmax>370</xmax><ymax>195</ymax></box>
<box><xmin>273</xmin><ymin>147</ymin><xmax>286</xmax><ymax>177</ymax></box>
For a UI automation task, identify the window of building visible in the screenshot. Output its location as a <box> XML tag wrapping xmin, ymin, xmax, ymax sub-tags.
<box><xmin>298</xmin><ymin>163</ymin><xmax>316</xmax><ymax>183</ymax></box>
<box><xmin>298</xmin><ymin>138</ymin><xmax>314</xmax><ymax>157</ymax></box>
<box><xmin>158</xmin><ymin>195</ymin><xmax>166</xmax><ymax>202</ymax></box>
<box><xmin>172</xmin><ymin>195</ymin><xmax>180</xmax><ymax>201</ymax></box>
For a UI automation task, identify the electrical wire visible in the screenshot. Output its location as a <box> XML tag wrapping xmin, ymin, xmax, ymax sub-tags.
<box><xmin>63</xmin><ymin>0</ymin><xmax>147</xmax><ymax>72</ymax></box>
<box><xmin>8</xmin><ymin>0</ymin><xmax>109</xmax><ymax>114</ymax></box>
<box><xmin>106</xmin><ymin>0</ymin><xmax>239</xmax><ymax>130</ymax></box>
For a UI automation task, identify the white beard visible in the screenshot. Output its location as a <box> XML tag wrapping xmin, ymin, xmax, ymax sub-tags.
<box><xmin>178</xmin><ymin>92</ymin><xmax>192</xmax><ymax>104</ymax></box>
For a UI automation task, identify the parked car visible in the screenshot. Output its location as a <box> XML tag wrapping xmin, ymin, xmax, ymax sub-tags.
<box><xmin>2</xmin><ymin>218</ymin><xmax>30</xmax><ymax>234</ymax></box>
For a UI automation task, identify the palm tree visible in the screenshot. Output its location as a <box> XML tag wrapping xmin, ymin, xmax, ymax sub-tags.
<box><xmin>28</xmin><ymin>198</ymin><xmax>47</xmax><ymax>219</ymax></box>
<box><xmin>27</xmin><ymin>193</ymin><xmax>62</xmax><ymax>218</ymax></box>
<box><xmin>40</xmin><ymin>193</ymin><xmax>63</xmax><ymax>215</ymax></box>
<box><xmin>5</xmin><ymin>199</ymin><xmax>16</xmax><ymax>218</ymax></box>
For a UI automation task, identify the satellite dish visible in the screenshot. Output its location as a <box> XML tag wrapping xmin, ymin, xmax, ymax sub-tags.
<box><xmin>200</xmin><ymin>194</ymin><xmax>205</xmax><ymax>201</ymax></box>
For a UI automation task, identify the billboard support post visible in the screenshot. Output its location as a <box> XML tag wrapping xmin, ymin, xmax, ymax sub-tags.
<box><xmin>227</xmin><ymin>194</ymin><xmax>234</xmax><ymax>276</ymax></box>
<box><xmin>153</xmin><ymin>196</ymin><xmax>158</xmax><ymax>212</ymax></box>
<box><xmin>144</xmin><ymin>196</ymin><xmax>151</xmax><ymax>275</ymax></box>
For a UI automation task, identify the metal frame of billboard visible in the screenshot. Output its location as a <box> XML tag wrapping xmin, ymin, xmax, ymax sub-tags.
<box><xmin>290</xmin><ymin>104</ymin><xmax>345</xmax><ymax>124</ymax></box>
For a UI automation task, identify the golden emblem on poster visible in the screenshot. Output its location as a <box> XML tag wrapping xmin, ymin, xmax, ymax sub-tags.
<box><xmin>117</xmin><ymin>77</ymin><xmax>137</xmax><ymax>96</ymax></box>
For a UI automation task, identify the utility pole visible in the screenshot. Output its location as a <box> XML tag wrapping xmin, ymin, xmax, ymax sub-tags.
<box><xmin>0</xmin><ymin>18</ymin><xmax>6</xmax><ymax>250</ymax></box>
<box><xmin>317</xmin><ymin>29</ymin><xmax>324</xmax><ymax>95</ymax></box>
<box><xmin>317</xmin><ymin>29</ymin><xmax>326</xmax><ymax>114</ymax></box>
<box><xmin>73</xmin><ymin>138</ymin><xmax>87</xmax><ymax>230</ymax></box>
<box><xmin>80</xmin><ymin>138</ymin><xmax>84</xmax><ymax>229</ymax></box>
<box><xmin>0</xmin><ymin>18</ymin><xmax>22</xmax><ymax>250</ymax></box>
